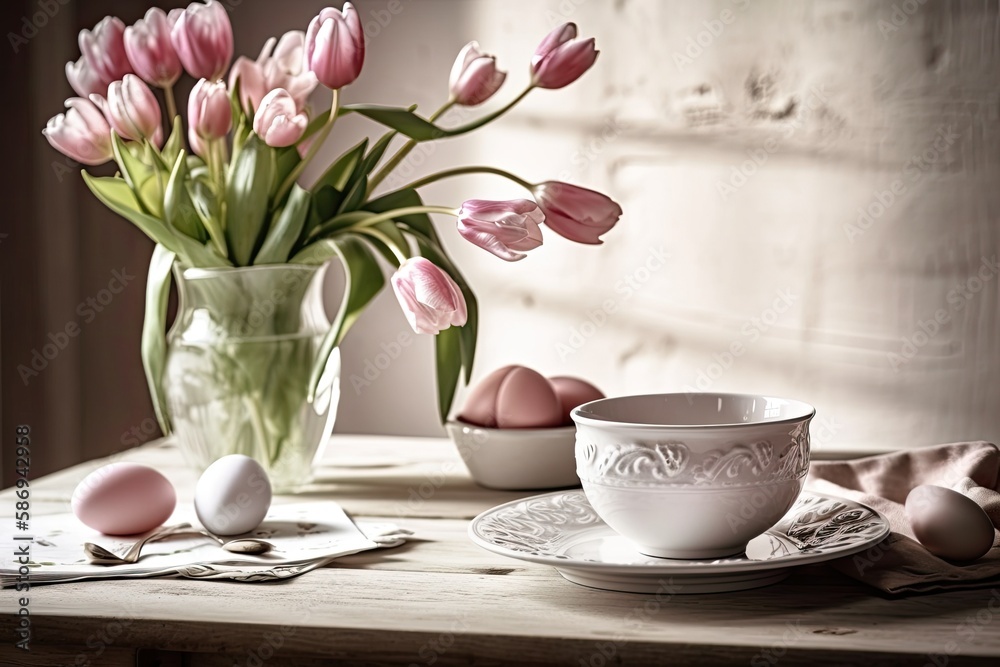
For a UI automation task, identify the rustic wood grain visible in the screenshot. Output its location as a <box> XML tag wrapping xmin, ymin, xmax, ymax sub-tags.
<box><xmin>2</xmin><ymin>435</ymin><xmax>1000</xmax><ymax>665</ymax></box>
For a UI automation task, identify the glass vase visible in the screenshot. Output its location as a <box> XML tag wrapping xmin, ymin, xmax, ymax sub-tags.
<box><xmin>163</xmin><ymin>263</ymin><xmax>340</xmax><ymax>492</ymax></box>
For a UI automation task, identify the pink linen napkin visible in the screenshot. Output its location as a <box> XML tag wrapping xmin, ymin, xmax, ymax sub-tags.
<box><xmin>806</xmin><ymin>441</ymin><xmax>1000</xmax><ymax>594</ymax></box>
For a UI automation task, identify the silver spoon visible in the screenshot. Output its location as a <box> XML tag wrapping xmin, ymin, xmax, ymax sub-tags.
<box><xmin>84</xmin><ymin>525</ymin><xmax>275</xmax><ymax>564</ymax></box>
<box><xmin>83</xmin><ymin>522</ymin><xmax>194</xmax><ymax>564</ymax></box>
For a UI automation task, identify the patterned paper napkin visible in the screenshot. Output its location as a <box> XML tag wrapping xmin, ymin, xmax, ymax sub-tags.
<box><xmin>1</xmin><ymin>501</ymin><xmax>411</xmax><ymax>586</ymax></box>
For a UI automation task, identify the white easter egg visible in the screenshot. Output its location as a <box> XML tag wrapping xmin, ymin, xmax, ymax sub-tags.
<box><xmin>194</xmin><ymin>455</ymin><xmax>272</xmax><ymax>536</ymax></box>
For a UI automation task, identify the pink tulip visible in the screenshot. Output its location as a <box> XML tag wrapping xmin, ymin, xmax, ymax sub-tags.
<box><xmin>449</xmin><ymin>41</ymin><xmax>506</xmax><ymax>106</ymax></box>
<box><xmin>530</xmin><ymin>23</ymin><xmax>598</xmax><ymax>90</ymax></box>
<box><xmin>91</xmin><ymin>74</ymin><xmax>163</xmax><ymax>145</ymax></box>
<box><xmin>228</xmin><ymin>56</ymin><xmax>266</xmax><ymax>114</ymax></box>
<box><xmin>303</xmin><ymin>3</ymin><xmax>365</xmax><ymax>90</ymax></box>
<box><xmin>66</xmin><ymin>17</ymin><xmax>133</xmax><ymax>98</ymax></box>
<box><xmin>456</xmin><ymin>199</ymin><xmax>544</xmax><ymax>261</ymax></box>
<box><xmin>42</xmin><ymin>97</ymin><xmax>113</xmax><ymax>166</ymax></box>
<box><xmin>532</xmin><ymin>182</ymin><xmax>622</xmax><ymax>245</ymax></box>
<box><xmin>170</xmin><ymin>0</ymin><xmax>233</xmax><ymax>81</ymax></box>
<box><xmin>229</xmin><ymin>31</ymin><xmax>318</xmax><ymax>115</ymax></box>
<box><xmin>188</xmin><ymin>79</ymin><xmax>231</xmax><ymax>157</ymax></box>
<box><xmin>391</xmin><ymin>257</ymin><xmax>468</xmax><ymax>335</ymax></box>
<box><xmin>124</xmin><ymin>8</ymin><xmax>182</xmax><ymax>88</ymax></box>
<box><xmin>253</xmin><ymin>89</ymin><xmax>309</xmax><ymax>147</ymax></box>
<box><xmin>260</xmin><ymin>31</ymin><xmax>319</xmax><ymax>107</ymax></box>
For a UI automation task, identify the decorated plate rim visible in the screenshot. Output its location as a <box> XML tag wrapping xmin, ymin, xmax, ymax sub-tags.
<box><xmin>468</xmin><ymin>490</ymin><xmax>890</xmax><ymax>575</ymax></box>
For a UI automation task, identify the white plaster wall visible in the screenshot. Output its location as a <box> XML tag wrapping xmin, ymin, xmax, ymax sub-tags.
<box><xmin>321</xmin><ymin>0</ymin><xmax>999</xmax><ymax>453</ymax></box>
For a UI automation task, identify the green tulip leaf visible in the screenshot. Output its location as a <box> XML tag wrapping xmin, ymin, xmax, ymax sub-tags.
<box><xmin>360</xmin><ymin>130</ymin><xmax>397</xmax><ymax>176</ymax></box>
<box><xmin>225</xmin><ymin>133</ymin><xmax>276</xmax><ymax>266</ymax></box>
<box><xmin>187</xmin><ymin>179</ymin><xmax>228</xmax><ymax>259</ymax></box>
<box><xmin>256</xmin><ymin>184</ymin><xmax>310</xmax><ymax>264</ymax></box>
<box><xmin>110</xmin><ymin>131</ymin><xmax>153</xmax><ymax>192</ymax></box>
<box><xmin>434</xmin><ymin>325</ymin><xmax>462</xmax><ymax>423</ymax></box>
<box><xmin>366</xmin><ymin>188</ymin><xmax>443</xmax><ymax>245</ymax></box>
<box><xmin>338</xmin><ymin>173</ymin><xmax>368</xmax><ymax>214</ymax></box>
<box><xmin>161</xmin><ymin>116</ymin><xmax>184</xmax><ymax>167</ymax></box>
<box><xmin>164</xmin><ymin>150</ymin><xmax>204</xmax><ymax>241</ymax></box>
<box><xmin>299</xmin><ymin>234</ymin><xmax>385</xmax><ymax>401</ymax></box>
<box><xmin>274</xmin><ymin>146</ymin><xmax>302</xmax><ymax>198</ymax></box>
<box><xmin>141</xmin><ymin>244</ymin><xmax>176</xmax><ymax>436</ymax></box>
<box><xmin>307</xmin><ymin>211</ymin><xmax>376</xmax><ymax>241</ymax></box>
<box><xmin>316</xmin><ymin>138</ymin><xmax>367</xmax><ymax>193</ymax></box>
<box><xmin>340</xmin><ymin>104</ymin><xmax>448</xmax><ymax>142</ymax></box>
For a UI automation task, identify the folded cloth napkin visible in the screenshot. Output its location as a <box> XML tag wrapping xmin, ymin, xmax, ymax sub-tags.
<box><xmin>807</xmin><ymin>441</ymin><xmax>1000</xmax><ymax>594</ymax></box>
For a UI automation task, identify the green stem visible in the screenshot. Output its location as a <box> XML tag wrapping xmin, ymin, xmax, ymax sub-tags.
<box><xmin>164</xmin><ymin>85</ymin><xmax>178</xmax><ymax>124</ymax></box>
<box><xmin>356</xmin><ymin>227</ymin><xmax>408</xmax><ymax>265</ymax></box>
<box><xmin>365</xmin><ymin>101</ymin><xmax>454</xmax><ymax>197</ymax></box>
<box><xmin>274</xmin><ymin>87</ymin><xmax>340</xmax><ymax>205</ymax></box>
<box><xmin>444</xmin><ymin>85</ymin><xmax>534</xmax><ymax>136</ymax></box>
<box><xmin>308</xmin><ymin>205</ymin><xmax>457</xmax><ymax>242</ymax></box>
<box><xmin>396</xmin><ymin>165</ymin><xmax>533</xmax><ymax>193</ymax></box>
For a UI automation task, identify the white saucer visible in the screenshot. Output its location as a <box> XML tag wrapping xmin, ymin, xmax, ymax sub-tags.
<box><xmin>469</xmin><ymin>490</ymin><xmax>890</xmax><ymax>594</ymax></box>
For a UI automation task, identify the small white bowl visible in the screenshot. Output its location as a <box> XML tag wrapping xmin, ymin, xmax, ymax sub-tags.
<box><xmin>446</xmin><ymin>421</ymin><xmax>580</xmax><ymax>490</ymax></box>
<box><xmin>572</xmin><ymin>393</ymin><xmax>815</xmax><ymax>559</ymax></box>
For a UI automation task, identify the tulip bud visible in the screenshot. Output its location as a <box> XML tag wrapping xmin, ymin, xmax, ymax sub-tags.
<box><xmin>253</xmin><ymin>88</ymin><xmax>309</xmax><ymax>147</ymax></box>
<box><xmin>124</xmin><ymin>8</ymin><xmax>182</xmax><ymax>88</ymax></box>
<box><xmin>170</xmin><ymin>0</ymin><xmax>234</xmax><ymax>81</ymax></box>
<box><xmin>91</xmin><ymin>74</ymin><xmax>163</xmax><ymax>146</ymax></box>
<box><xmin>391</xmin><ymin>257</ymin><xmax>468</xmax><ymax>335</ymax></box>
<box><xmin>530</xmin><ymin>23</ymin><xmax>598</xmax><ymax>90</ymax></box>
<box><xmin>532</xmin><ymin>182</ymin><xmax>622</xmax><ymax>245</ymax></box>
<box><xmin>42</xmin><ymin>97</ymin><xmax>113</xmax><ymax>166</ymax></box>
<box><xmin>456</xmin><ymin>199</ymin><xmax>544</xmax><ymax>261</ymax></box>
<box><xmin>449</xmin><ymin>41</ymin><xmax>506</xmax><ymax>106</ymax></box>
<box><xmin>303</xmin><ymin>3</ymin><xmax>365</xmax><ymax>90</ymax></box>
<box><xmin>188</xmin><ymin>79</ymin><xmax>232</xmax><ymax>157</ymax></box>
<box><xmin>66</xmin><ymin>17</ymin><xmax>133</xmax><ymax>98</ymax></box>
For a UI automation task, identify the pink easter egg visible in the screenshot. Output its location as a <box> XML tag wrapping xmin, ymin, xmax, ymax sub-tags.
<box><xmin>71</xmin><ymin>462</ymin><xmax>176</xmax><ymax>535</ymax></box>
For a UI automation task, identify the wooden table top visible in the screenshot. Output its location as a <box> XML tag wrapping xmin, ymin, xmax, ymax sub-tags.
<box><xmin>2</xmin><ymin>435</ymin><xmax>999</xmax><ymax>666</ymax></box>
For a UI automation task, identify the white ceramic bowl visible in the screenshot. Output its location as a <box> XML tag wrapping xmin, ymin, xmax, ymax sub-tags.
<box><xmin>446</xmin><ymin>421</ymin><xmax>579</xmax><ymax>490</ymax></box>
<box><xmin>572</xmin><ymin>393</ymin><xmax>815</xmax><ymax>559</ymax></box>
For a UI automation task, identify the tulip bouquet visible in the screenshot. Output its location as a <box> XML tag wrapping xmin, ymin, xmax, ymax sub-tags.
<box><xmin>43</xmin><ymin>1</ymin><xmax>621</xmax><ymax>463</ymax></box>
